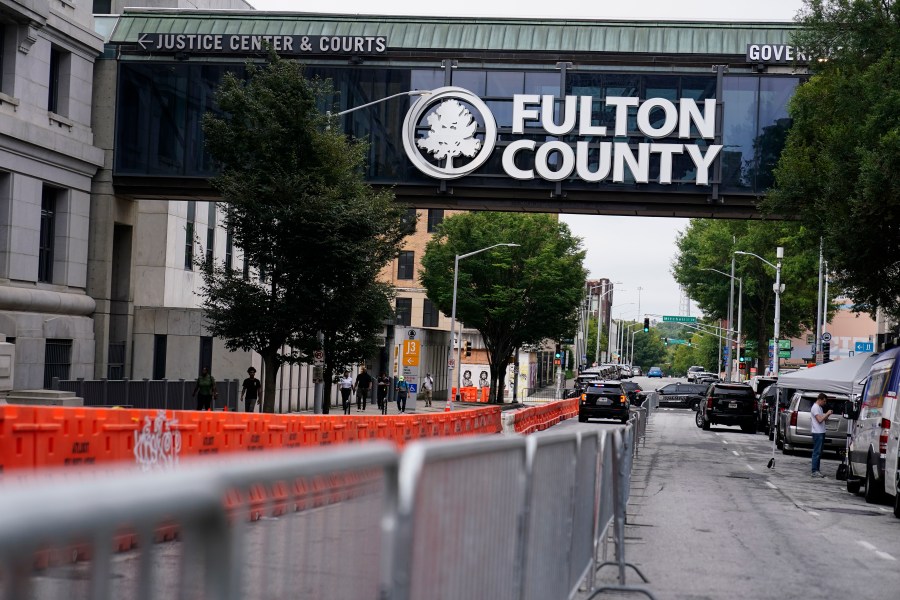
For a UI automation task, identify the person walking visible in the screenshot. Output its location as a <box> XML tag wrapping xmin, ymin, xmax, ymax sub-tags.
<box><xmin>421</xmin><ymin>373</ymin><xmax>434</xmax><ymax>407</ymax></box>
<box><xmin>395</xmin><ymin>376</ymin><xmax>409</xmax><ymax>414</ymax></box>
<box><xmin>240</xmin><ymin>367</ymin><xmax>262</xmax><ymax>412</ymax></box>
<box><xmin>192</xmin><ymin>366</ymin><xmax>217</xmax><ymax>411</ymax></box>
<box><xmin>354</xmin><ymin>366</ymin><xmax>374</xmax><ymax>411</ymax></box>
<box><xmin>338</xmin><ymin>370</ymin><xmax>354</xmax><ymax>415</ymax></box>
<box><xmin>377</xmin><ymin>373</ymin><xmax>390</xmax><ymax>414</ymax></box>
<box><xmin>811</xmin><ymin>392</ymin><xmax>833</xmax><ymax>478</ymax></box>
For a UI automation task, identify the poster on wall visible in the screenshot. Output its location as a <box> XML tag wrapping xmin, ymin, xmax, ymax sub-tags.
<box><xmin>461</xmin><ymin>364</ymin><xmax>491</xmax><ymax>389</ymax></box>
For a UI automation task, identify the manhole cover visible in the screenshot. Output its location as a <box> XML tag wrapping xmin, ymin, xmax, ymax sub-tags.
<box><xmin>809</xmin><ymin>506</ymin><xmax>883</xmax><ymax>516</ymax></box>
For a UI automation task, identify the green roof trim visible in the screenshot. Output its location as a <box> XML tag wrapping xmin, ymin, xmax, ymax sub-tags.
<box><xmin>109</xmin><ymin>10</ymin><xmax>797</xmax><ymax>56</ymax></box>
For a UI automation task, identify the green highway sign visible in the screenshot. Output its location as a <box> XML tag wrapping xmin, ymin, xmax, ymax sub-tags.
<box><xmin>768</xmin><ymin>339</ymin><xmax>791</xmax><ymax>350</ymax></box>
<box><xmin>662</xmin><ymin>315</ymin><xmax>697</xmax><ymax>323</ymax></box>
<box><xmin>668</xmin><ymin>339</ymin><xmax>689</xmax><ymax>345</ymax></box>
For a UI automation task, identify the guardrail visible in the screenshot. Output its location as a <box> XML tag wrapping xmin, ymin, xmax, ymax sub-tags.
<box><xmin>0</xmin><ymin>399</ymin><xmax>657</xmax><ymax>600</ymax></box>
<box><xmin>54</xmin><ymin>378</ymin><xmax>241</xmax><ymax>411</ymax></box>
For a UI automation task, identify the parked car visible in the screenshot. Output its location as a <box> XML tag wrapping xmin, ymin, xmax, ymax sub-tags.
<box><xmin>847</xmin><ymin>348</ymin><xmax>898</xmax><ymax>503</ymax></box>
<box><xmin>578</xmin><ymin>382</ymin><xmax>631</xmax><ymax>423</ymax></box>
<box><xmin>574</xmin><ymin>372</ymin><xmax>603</xmax><ymax>395</ymax></box>
<box><xmin>620</xmin><ymin>380</ymin><xmax>645</xmax><ymax>407</ymax></box>
<box><xmin>776</xmin><ymin>391</ymin><xmax>850</xmax><ymax>455</ymax></box>
<box><xmin>686</xmin><ymin>366</ymin><xmax>706</xmax><ymax>382</ymax></box>
<box><xmin>619</xmin><ymin>365</ymin><xmax>633</xmax><ymax>379</ymax></box>
<box><xmin>656</xmin><ymin>382</ymin><xmax>709</xmax><ymax>410</ymax></box>
<box><xmin>648</xmin><ymin>366</ymin><xmax>664</xmax><ymax>378</ymax></box>
<box><xmin>695</xmin><ymin>372</ymin><xmax>720</xmax><ymax>385</ymax></box>
<box><xmin>750</xmin><ymin>377</ymin><xmax>779</xmax><ymax>433</ymax></box>
<box><xmin>631</xmin><ymin>366</ymin><xmax>643</xmax><ymax>377</ymax></box>
<box><xmin>698</xmin><ymin>382</ymin><xmax>757</xmax><ymax>433</ymax></box>
<box><xmin>600</xmin><ymin>364</ymin><xmax>621</xmax><ymax>380</ymax></box>
<box><xmin>885</xmin><ymin>395</ymin><xmax>900</xmax><ymax>517</ymax></box>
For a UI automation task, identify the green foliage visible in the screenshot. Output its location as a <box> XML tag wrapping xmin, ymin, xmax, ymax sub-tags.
<box><xmin>672</xmin><ymin>219</ymin><xmax>824</xmax><ymax>372</ymax></box>
<box><xmin>200</xmin><ymin>54</ymin><xmax>406</xmax><ymax>412</ymax></box>
<box><xmin>670</xmin><ymin>330</ymin><xmax>721</xmax><ymax>376</ymax></box>
<box><xmin>631</xmin><ymin>328</ymin><xmax>667</xmax><ymax>371</ymax></box>
<box><xmin>766</xmin><ymin>0</ymin><xmax>900</xmax><ymax>319</ymax></box>
<box><xmin>420</xmin><ymin>212</ymin><xmax>586</xmax><ymax>402</ymax></box>
<box><xmin>584</xmin><ymin>316</ymin><xmax>609</xmax><ymax>365</ymax></box>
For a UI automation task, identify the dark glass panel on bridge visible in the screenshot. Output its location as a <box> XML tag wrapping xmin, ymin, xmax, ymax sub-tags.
<box><xmin>721</xmin><ymin>76</ymin><xmax>759</xmax><ymax>192</ymax></box>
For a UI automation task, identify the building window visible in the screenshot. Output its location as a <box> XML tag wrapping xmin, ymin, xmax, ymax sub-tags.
<box><xmin>225</xmin><ymin>226</ymin><xmax>233</xmax><ymax>271</ymax></box>
<box><xmin>47</xmin><ymin>47</ymin><xmax>70</xmax><ymax>115</ymax></box>
<box><xmin>423</xmin><ymin>298</ymin><xmax>440</xmax><ymax>328</ymax></box>
<box><xmin>92</xmin><ymin>0</ymin><xmax>112</xmax><ymax>13</ymax></box>
<box><xmin>38</xmin><ymin>186</ymin><xmax>58</xmax><ymax>283</ymax></box>
<box><xmin>427</xmin><ymin>209</ymin><xmax>444</xmax><ymax>232</ymax></box>
<box><xmin>0</xmin><ymin>23</ymin><xmax>10</xmax><ymax>95</ymax></box>
<box><xmin>152</xmin><ymin>335</ymin><xmax>167</xmax><ymax>379</ymax></box>
<box><xmin>397</xmin><ymin>251</ymin><xmax>414</xmax><ymax>280</ymax></box>
<box><xmin>108</xmin><ymin>342</ymin><xmax>126</xmax><ymax>380</ymax></box>
<box><xmin>242</xmin><ymin>254</ymin><xmax>249</xmax><ymax>280</ymax></box>
<box><xmin>43</xmin><ymin>339</ymin><xmax>72</xmax><ymax>388</ymax></box>
<box><xmin>205</xmin><ymin>202</ymin><xmax>215</xmax><ymax>266</ymax></box>
<box><xmin>401</xmin><ymin>208</ymin><xmax>417</xmax><ymax>235</ymax></box>
<box><xmin>395</xmin><ymin>297</ymin><xmax>412</xmax><ymax>327</ymax></box>
<box><xmin>184</xmin><ymin>201</ymin><xmax>195</xmax><ymax>270</ymax></box>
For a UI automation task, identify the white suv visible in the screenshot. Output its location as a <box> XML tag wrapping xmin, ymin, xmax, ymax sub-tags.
<box><xmin>686</xmin><ymin>366</ymin><xmax>705</xmax><ymax>382</ymax></box>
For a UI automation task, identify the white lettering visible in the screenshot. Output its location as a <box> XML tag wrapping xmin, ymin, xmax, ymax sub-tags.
<box><xmin>613</xmin><ymin>142</ymin><xmax>650</xmax><ymax>183</ymax></box>
<box><xmin>534</xmin><ymin>141</ymin><xmax>575</xmax><ymax>181</ymax></box>
<box><xmin>685</xmin><ymin>144</ymin><xmax>723</xmax><ymax>186</ymax></box>
<box><xmin>606</xmin><ymin>97</ymin><xmax>639</xmax><ymax>137</ymax></box>
<box><xmin>749</xmin><ymin>44</ymin><xmax>760</xmax><ymax>61</ymax></box>
<box><xmin>578</xmin><ymin>96</ymin><xmax>606</xmax><ymax>136</ymax></box>
<box><xmin>512</xmin><ymin>95</ymin><xmax>541</xmax><ymax>134</ymax></box>
<box><xmin>650</xmin><ymin>143</ymin><xmax>684</xmax><ymax>184</ymax></box>
<box><xmin>575</xmin><ymin>141</ymin><xmax>612</xmax><ymax>182</ymax></box>
<box><xmin>761</xmin><ymin>45</ymin><xmax>772</xmax><ymax>61</ymax></box>
<box><xmin>679</xmin><ymin>98</ymin><xmax>716</xmax><ymax>140</ymax></box>
<box><xmin>376</xmin><ymin>37</ymin><xmax>386</xmax><ymax>52</ymax></box>
<box><xmin>773</xmin><ymin>45</ymin><xmax>784</xmax><ymax>61</ymax></box>
<box><xmin>637</xmin><ymin>98</ymin><xmax>678</xmax><ymax>139</ymax></box>
<box><xmin>502</xmin><ymin>140</ymin><xmax>536</xmax><ymax>180</ymax></box>
<box><xmin>320</xmin><ymin>37</ymin><xmax>329</xmax><ymax>52</ymax></box>
<box><xmin>230</xmin><ymin>35</ymin><xmax>240</xmax><ymax>50</ymax></box>
<box><xmin>541</xmin><ymin>95</ymin><xmax>577</xmax><ymax>135</ymax></box>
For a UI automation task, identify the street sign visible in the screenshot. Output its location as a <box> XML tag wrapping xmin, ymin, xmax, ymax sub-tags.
<box><xmin>313</xmin><ymin>350</ymin><xmax>324</xmax><ymax>366</ymax></box>
<box><xmin>806</xmin><ymin>334</ymin><xmax>815</xmax><ymax>344</ymax></box>
<box><xmin>779</xmin><ymin>350</ymin><xmax>791</xmax><ymax>359</ymax></box>
<box><xmin>768</xmin><ymin>339</ymin><xmax>791</xmax><ymax>350</ymax></box>
<box><xmin>312</xmin><ymin>366</ymin><xmax>324</xmax><ymax>382</ymax></box>
<box><xmin>402</xmin><ymin>340</ymin><xmax>421</xmax><ymax>367</ymax></box>
<box><xmin>668</xmin><ymin>339</ymin><xmax>688</xmax><ymax>345</ymax></box>
<box><xmin>855</xmin><ymin>341</ymin><xmax>874</xmax><ymax>353</ymax></box>
<box><xmin>662</xmin><ymin>315</ymin><xmax>697</xmax><ymax>323</ymax></box>
<box><xmin>822</xmin><ymin>332</ymin><xmax>832</xmax><ymax>343</ymax></box>
<box><xmin>448</xmin><ymin>357</ymin><xmax>456</xmax><ymax>369</ymax></box>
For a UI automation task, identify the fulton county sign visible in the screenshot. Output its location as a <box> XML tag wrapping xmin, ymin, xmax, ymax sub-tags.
<box><xmin>402</xmin><ymin>87</ymin><xmax>722</xmax><ymax>186</ymax></box>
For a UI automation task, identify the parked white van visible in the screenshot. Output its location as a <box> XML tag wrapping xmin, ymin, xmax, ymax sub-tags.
<box><xmin>886</xmin><ymin>407</ymin><xmax>900</xmax><ymax>517</ymax></box>
<box><xmin>847</xmin><ymin>348</ymin><xmax>898</xmax><ymax>505</ymax></box>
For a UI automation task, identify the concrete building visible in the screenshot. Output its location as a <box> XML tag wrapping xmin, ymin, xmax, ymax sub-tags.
<box><xmin>0</xmin><ymin>0</ymin><xmax>105</xmax><ymax>390</ymax></box>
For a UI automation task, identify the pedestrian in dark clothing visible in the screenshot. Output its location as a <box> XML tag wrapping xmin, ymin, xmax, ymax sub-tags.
<box><xmin>395</xmin><ymin>376</ymin><xmax>409</xmax><ymax>413</ymax></box>
<box><xmin>338</xmin><ymin>370</ymin><xmax>354</xmax><ymax>415</ymax></box>
<box><xmin>354</xmin><ymin>366</ymin><xmax>374</xmax><ymax>411</ymax></box>
<box><xmin>241</xmin><ymin>367</ymin><xmax>262</xmax><ymax>412</ymax></box>
<box><xmin>192</xmin><ymin>366</ymin><xmax>217</xmax><ymax>411</ymax></box>
<box><xmin>377</xmin><ymin>373</ymin><xmax>390</xmax><ymax>414</ymax></box>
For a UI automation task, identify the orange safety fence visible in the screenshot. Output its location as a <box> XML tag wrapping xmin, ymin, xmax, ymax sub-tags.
<box><xmin>506</xmin><ymin>397</ymin><xmax>579</xmax><ymax>435</ymax></box>
<box><xmin>0</xmin><ymin>403</ymin><xmax>504</xmax><ymax>474</ymax></box>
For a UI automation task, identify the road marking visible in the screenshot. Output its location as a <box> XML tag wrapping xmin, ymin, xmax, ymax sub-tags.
<box><xmin>807</xmin><ymin>510</ymin><xmax>820</xmax><ymax>517</ymax></box>
<box><xmin>765</xmin><ymin>482</ymin><xmax>778</xmax><ymax>490</ymax></box>
<box><xmin>732</xmin><ymin>450</ymin><xmax>740</xmax><ymax>456</ymax></box>
<box><xmin>714</xmin><ymin>433</ymin><xmax>721</xmax><ymax>436</ymax></box>
<box><xmin>722</xmin><ymin>440</ymin><xmax>729</xmax><ymax>445</ymax></box>
<box><xmin>875</xmin><ymin>551</ymin><xmax>896</xmax><ymax>561</ymax></box>
<box><xmin>877</xmin><ymin>507</ymin><xmax>891</xmax><ymax>513</ymax></box>
<box><xmin>858</xmin><ymin>541</ymin><xmax>878</xmax><ymax>552</ymax></box>
<box><xmin>746</xmin><ymin>464</ymin><xmax>755</xmax><ymax>471</ymax></box>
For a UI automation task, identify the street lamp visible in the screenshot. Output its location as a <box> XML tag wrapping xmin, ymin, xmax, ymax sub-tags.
<box><xmin>735</xmin><ymin>248</ymin><xmax>784</xmax><ymax>377</ymax></box>
<box><xmin>584</xmin><ymin>283</ymin><xmax>622</xmax><ymax>367</ymax></box>
<box><xmin>446</xmin><ymin>243</ymin><xmax>520</xmax><ymax>411</ymax></box>
<box><xmin>702</xmin><ymin>267</ymin><xmax>743</xmax><ymax>381</ymax></box>
<box><xmin>327</xmin><ymin>90</ymin><xmax>432</xmax><ymax>124</ymax></box>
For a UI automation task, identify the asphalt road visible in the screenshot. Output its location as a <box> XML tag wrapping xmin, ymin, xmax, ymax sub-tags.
<box><xmin>566</xmin><ymin>376</ymin><xmax>900</xmax><ymax>600</ymax></box>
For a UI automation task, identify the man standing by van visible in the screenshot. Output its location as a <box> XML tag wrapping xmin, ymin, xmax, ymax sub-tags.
<box><xmin>811</xmin><ymin>393</ymin><xmax>834</xmax><ymax>478</ymax></box>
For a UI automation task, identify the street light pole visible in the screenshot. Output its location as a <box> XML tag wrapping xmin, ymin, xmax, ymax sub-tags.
<box><xmin>445</xmin><ymin>243</ymin><xmax>520</xmax><ymax>411</ymax></box>
<box><xmin>735</xmin><ymin>248</ymin><xmax>784</xmax><ymax>377</ymax></box>
<box><xmin>592</xmin><ymin>283</ymin><xmax>621</xmax><ymax>366</ymax></box>
<box><xmin>702</xmin><ymin>267</ymin><xmax>742</xmax><ymax>380</ymax></box>
<box><xmin>328</xmin><ymin>90</ymin><xmax>432</xmax><ymax>122</ymax></box>
<box><xmin>727</xmin><ymin>253</ymin><xmax>736</xmax><ymax>382</ymax></box>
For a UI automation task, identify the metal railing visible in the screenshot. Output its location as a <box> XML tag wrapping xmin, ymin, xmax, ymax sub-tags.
<box><xmin>0</xmin><ymin>398</ymin><xmax>658</xmax><ymax>600</ymax></box>
<box><xmin>54</xmin><ymin>378</ymin><xmax>240</xmax><ymax>411</ymax></box>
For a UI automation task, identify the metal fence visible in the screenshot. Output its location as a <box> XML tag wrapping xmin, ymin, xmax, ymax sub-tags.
<box><xmin>54</xmin><ymin>378</ymin><xmax>241</xmax><ymax>411</ymax></box>
<box><xmin>0</xmin><ymin>398</ymin><xmax>657</xmax><ymax>600</ymax></box>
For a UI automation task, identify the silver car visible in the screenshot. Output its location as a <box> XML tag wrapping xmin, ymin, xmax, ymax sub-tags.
<box><xmin>776</xmin><ymin>391</ymin><xmax>850</xmax><ymax>455</ymax></box>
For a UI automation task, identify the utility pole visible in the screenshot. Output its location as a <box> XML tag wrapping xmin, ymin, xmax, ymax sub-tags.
<box><xmin>815</xmin><ymin>238</ymin><xmax>824</xmax><ymax>358</ymax></box>
<box><xmin>726</xmin><ymin>252</ymin><xmax>736</xmax><ymax>382</ymax></box>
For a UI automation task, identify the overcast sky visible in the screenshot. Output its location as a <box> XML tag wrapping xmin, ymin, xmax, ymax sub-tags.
<box><xmin>251</xmin><ymin>0</ymin><xmax>807</xmax><ymax>320</ymax></box>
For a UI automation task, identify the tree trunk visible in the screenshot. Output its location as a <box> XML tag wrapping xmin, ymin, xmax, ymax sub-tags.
<box><xmin>489</xmin><ymin>355</ymin><xmax>508</xmax><ymax>404</ymax></box>
<box><xmin>261</xmin><ymin>351</ymin><xmax>280</xmax><ymax>413</ymax></box>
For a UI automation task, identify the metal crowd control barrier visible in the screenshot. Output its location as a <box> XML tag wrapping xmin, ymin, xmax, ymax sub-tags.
<box><xmin>55</xmin><ymin>378</ymin><xmax>240</xmax><ymax>411</ymax></box>
<box><xmin>0</xmin><ymin>401</ymin><xmax>656</xmax><ymax>600</ymax></box>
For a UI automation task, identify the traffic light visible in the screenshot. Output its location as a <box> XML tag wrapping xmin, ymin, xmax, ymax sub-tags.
<box><xmin>823</xmin><ymin>341</ymin><xmax>830</xmax><ymax>363</ymax></box>
<box><xmin>643</xmin><ymin>317</ymin><xmax>650</xmax><ymax>332</ymax></box>
<box><xmin>739</xmin><ymin>347</ymin><xmax>746</xmax><ymax>362</ymax></box>
<box><xmin>465</xmin><ymin>340</ymin><xmax>472</xmax><ymax>357</ymax></box>
<box><xmin>739</xmin><ymin>362</ymin><xmax>746</xmax><ymax>370</ymax></box>
<box><xmin>554</xmin><ymin>344</ymin><xmax>561</xmax><ymax>359</ymax></box>
<box><xmin>664</xmin><ymin>337</ymin><xmax>669</xmax><ymax>345</ymax></box>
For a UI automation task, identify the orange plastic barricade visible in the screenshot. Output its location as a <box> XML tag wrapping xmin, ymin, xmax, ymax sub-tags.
<box><xmin>479</xmin><ymin>387</ymin><xmax>490</xmax><ymax>402</ymax></box>
<box><xmin>229</xmin><ymin>412</ymin><xmax>268</xmax><ymax>452</ymax></box>
<box><xmin>33</xmin><ymin>407</ymin><xmax>130</xmax><ymax>469</ymax></box>
<box><xmin>0</xmin><ymin>404</ymin><xmax>38</xmax><ymax>472</ymax></box>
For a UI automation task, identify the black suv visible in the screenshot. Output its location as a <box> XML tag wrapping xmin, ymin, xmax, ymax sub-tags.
<box><xmin>620</xmin><ymin>380</ymin><xmax>645</xmax><ymax>407</ymax></box>
<box><xmin>578</xmin><ymin>382</ymin><xmax>631</xmax><ymax>423</ymax></box>
<box><xmin>656</xmin><ymin>382</ymin><xmax>709</xmax><ymax>410</ymax></box>
<box><xmin>698</xmin><ymin>382</ymin><xmax>757</xmax><ymax>433</ymax></box>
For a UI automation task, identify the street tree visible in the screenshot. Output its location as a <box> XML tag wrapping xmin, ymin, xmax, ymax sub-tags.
<box><xmin>765</xmin><ymin>0</ymin><xmax>900</xmax><ymax>320</ymax></box>
<box><xmin>420</xmin><ymin>212</ymin><xmax>586</xmax><ymax>403</ymax></box>
<box><xmin>672</xmin><ymin>219</ymin><xmax>823</xmax><ymax>374</ymax></box>
<box><xmin>631</xmin><ymin>327</ymin><xmax>667</xmax><ymax>371</ymax></box>
<box><xmin>584</xmin><ymin>316</ymin><xmax>609</xmax><ymax>366</ymax></box>
<box><xmin>200</xmin><ymin>55</ymin><xmax>406</xmax><ymax>413</ymax></box>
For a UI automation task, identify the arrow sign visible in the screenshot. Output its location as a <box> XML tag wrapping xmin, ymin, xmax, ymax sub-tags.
<box><xmin>137</xmin><ymin>33</ymin><xmax>152</xmax><ymax>50</ymax></box>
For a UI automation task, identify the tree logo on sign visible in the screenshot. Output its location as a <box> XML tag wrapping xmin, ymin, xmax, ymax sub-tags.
<box><xmin>402</xmin><ymin>87</ymin><xmax>497</xmax><ymax>180</ymax></box>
